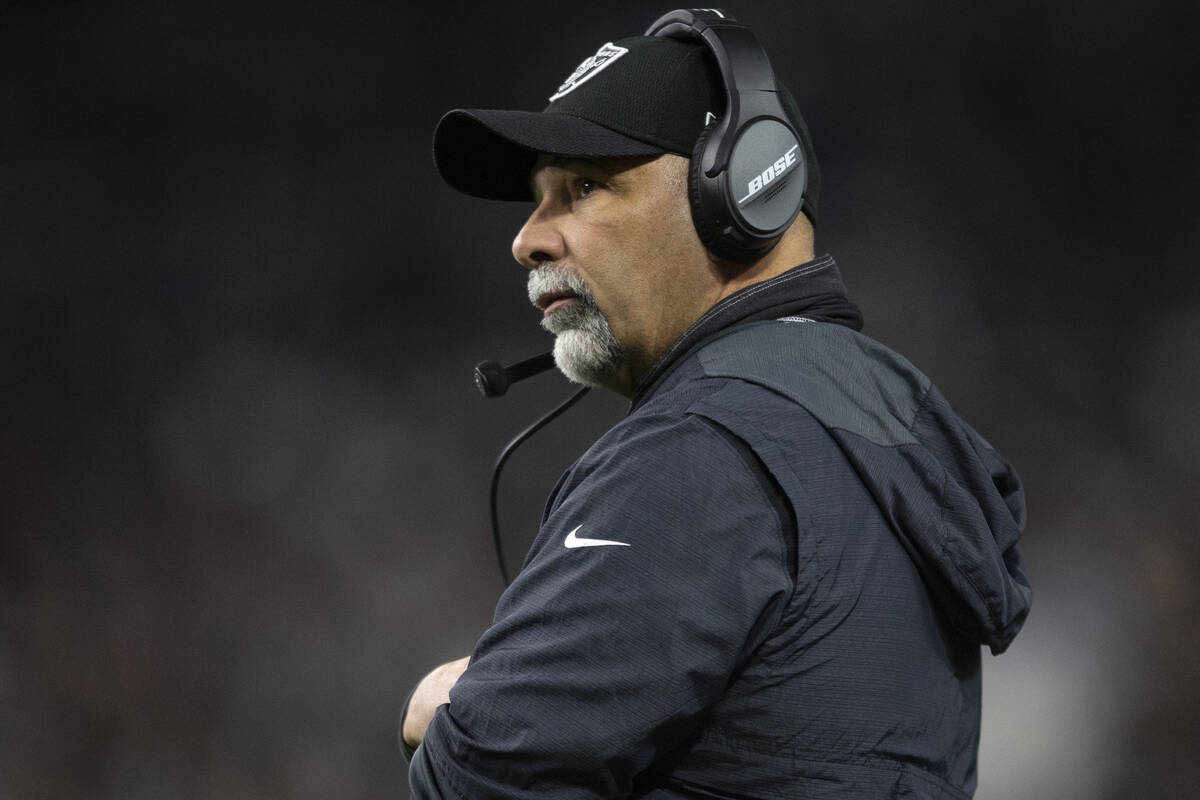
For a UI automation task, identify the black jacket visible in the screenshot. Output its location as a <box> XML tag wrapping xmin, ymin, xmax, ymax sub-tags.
<box><xmin>410</xmin><ymin>255</ymin><xmax>1031</xmax><ymax>799</ymax></box>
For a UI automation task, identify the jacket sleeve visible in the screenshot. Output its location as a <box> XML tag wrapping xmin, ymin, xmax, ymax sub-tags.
<box><xmin>409</xmin><ymin>413</ymin><xmax>795</xmax><ymax>799</ymax></box>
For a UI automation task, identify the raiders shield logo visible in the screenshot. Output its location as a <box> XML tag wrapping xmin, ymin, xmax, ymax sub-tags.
<box><xmin>549</xmin><ymin>42</ymin><xmax>629</xmax><ymax>102</ymax></box>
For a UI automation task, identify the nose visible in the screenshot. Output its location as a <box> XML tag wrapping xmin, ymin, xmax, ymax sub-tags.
<box><xmin>511</xmin><ymin>204</ymin><xmax>565</xmax><ymax>269</ymax></box>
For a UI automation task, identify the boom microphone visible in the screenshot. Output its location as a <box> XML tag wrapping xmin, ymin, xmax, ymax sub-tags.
<box><xmin>474</xmin><ymin>351</ymin><xmax>556</xmax><ymax>398</ymax></box>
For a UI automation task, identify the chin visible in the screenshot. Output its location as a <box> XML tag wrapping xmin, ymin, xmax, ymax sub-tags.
<box><xmin>552</xmin><ymin>330</ymin><xmax>623</xmax><ymax>388</ymax></box>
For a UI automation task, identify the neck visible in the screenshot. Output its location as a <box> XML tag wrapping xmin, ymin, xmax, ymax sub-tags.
<box><xmin>603</xmin><ymin>221</ymin><xmax>817</xmax><ymax>398</ymax></box>
<box><xmin>710</xmin><ymin>224</ymin><xmax>815</xmax><ymax>304</ymax></box>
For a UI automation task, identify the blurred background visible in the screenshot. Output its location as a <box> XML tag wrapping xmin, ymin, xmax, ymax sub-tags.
<box><xmin>2</xmin><ymin>1</ymin><xmax>1196</xmax><ymax>797</ymax></box>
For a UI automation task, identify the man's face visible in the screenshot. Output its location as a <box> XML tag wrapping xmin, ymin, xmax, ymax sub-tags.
<box><xmin>512</xmin><ymin>153</ymin><xmax>716</xmax><ymax>396</ymax></box>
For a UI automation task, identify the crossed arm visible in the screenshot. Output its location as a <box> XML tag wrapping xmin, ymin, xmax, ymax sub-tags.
<box><xmin>401</xmin><ymin>655</ymin><xmax>470</xmax><ymax>754</ymax></box>
<box><xmin>401</xmin><ymin>415</ymin><xmax>792</xmax><ymax>796</ymax></box>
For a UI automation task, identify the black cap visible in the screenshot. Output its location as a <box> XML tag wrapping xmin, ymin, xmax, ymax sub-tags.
<box><xmin>433</xmin><ymin>33</ymin><xmax>821</xmax><ymax>224</ymax></box>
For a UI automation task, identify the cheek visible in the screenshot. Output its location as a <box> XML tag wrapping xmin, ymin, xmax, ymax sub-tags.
<box><xmin>594</xmin><ymin>262</ymin><xmax>666</xmax><ymax>347</ymax></box>
<box><xmin>577</xmin><ymin>194</ymin><xmax>698</xmax><ymax>333</ymax></box>
<box><xmin>576</xmin><ymin>259</ymin><xmax>642</xmax><ymax>341</ymax></box>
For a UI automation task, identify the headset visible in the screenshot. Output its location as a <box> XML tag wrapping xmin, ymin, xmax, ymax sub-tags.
<box><xmin>646</xmin><ymin>8</ymin><xmax>807</xmax><ymax>263</ymax></box>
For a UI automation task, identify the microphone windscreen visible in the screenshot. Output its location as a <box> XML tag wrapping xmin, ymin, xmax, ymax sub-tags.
<box><xmin>474</xmin><ymin>360</ymin><xmax>509</xmax><ymax>398</ymax></box>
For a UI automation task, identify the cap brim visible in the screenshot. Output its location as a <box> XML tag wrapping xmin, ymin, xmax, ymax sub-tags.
<box><xmin>433</xmin><ymin>109</ymin><xmax>668</xmax><ymax>201</ymax></box>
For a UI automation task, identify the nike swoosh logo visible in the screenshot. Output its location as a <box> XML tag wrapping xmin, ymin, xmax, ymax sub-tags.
<box><xmin>563</xmin><ymin>525</ymin><xmax>629</xmax><ymax>549</ymax></box>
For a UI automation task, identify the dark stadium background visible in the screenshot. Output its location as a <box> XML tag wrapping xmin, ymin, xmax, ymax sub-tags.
<box><xmin>2</xmin><ymin>2</ymin><xmax>1195</xmax><ymax>797</ymax></box>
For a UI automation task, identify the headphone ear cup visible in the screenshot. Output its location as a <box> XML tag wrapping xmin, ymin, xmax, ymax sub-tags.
<box><xmin>688</xmin><ymin>123</ymin><xmax>738</xmax><ymax>261</ymax></box>
<box><xmin>689</xmin><ymin>123</ymin><xmax>780</xmax><ymax>263</ymax></box>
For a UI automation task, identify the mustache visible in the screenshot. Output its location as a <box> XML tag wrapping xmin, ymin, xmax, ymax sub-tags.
<box><xmin>526</xmin><ymin>263</ymin><xmax>598</xmax><ymax>309</ymax></box>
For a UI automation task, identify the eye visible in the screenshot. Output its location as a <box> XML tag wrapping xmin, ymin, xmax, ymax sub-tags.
<box><xmin>574</xmin><ymin>178</ymin><xmax>602</xmax><ymax>198</ymax></box>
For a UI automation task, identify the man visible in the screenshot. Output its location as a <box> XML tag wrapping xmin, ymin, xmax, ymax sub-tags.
<box><xmin>403</xmin><ymin>11</ymin><xmax>1031</xmax><ymax>799</ymax></box>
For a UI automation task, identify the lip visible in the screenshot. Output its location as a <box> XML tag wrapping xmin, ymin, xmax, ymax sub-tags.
<box><xmin>537</xmin><ymin>290</ymin><xmax>579</xmax><ymax>316</ymax></box>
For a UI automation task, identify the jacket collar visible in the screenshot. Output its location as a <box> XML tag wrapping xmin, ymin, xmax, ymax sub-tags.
<box><xmin>630</xmin><ymin>254</ymin><xmax>863</xmax><ymax>410</ymax></box>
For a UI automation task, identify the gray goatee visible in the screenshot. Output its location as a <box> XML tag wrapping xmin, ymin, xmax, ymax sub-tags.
<box><xmin>527</xmin><ymin>264</ymin><xmax>625</xmax><ymax>387</ymax></box>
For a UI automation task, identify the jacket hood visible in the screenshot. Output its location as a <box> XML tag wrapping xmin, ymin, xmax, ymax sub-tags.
<box><xmin>697</xmin><ymin>319</ymin><xmax>1032</xmax><ymax>653</ymax></box>
<box><xmin>861</xmin><ymin>375</ymin><xmax>1032</xmax><ymax>654</ymax></box>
